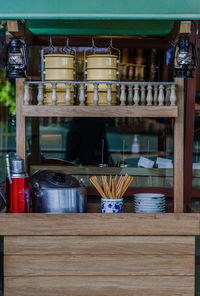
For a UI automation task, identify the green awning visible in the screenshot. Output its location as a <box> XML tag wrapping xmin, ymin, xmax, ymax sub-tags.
<box><xmin>26</xmin><ymin>20</ymin><xmax>174</xmax><ymax>36</ymax></box>
<box><xmin>1</xmin><ymin>0</ymin><xmax>200</xmax><ymax>20</ymax></box>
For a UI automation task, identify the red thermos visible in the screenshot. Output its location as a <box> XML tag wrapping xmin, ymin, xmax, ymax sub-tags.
<box><xmin>6</xmin><ymin>154</ymin><xmax>29</xmax><ymax>213</ymax></box>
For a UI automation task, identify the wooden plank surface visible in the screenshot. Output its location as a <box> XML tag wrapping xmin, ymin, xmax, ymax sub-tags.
<box><xmin>4</xmin><ymin>236</ymin><xmax>195</xmax><ymax>255</ymax></box>
<box><xmin>0</xmin><ymin>213</ymin><xmax>199</xmax><ymax>235</ymax></box>
<box><xmin>22</xmin><ymin>105</ymin><xmax>178</xmax><ymax>118</ymax></box>
<box><xmin>4</xmin><ymin>254</ymin><xmax>194</xmax><ymax>276</ymax></box>
<box><xmin>174</xmin><ymin>78</ymin><xmax>184</xmax><ymax>212</ymax></box>
<box><xmin>4</xmin><ymin>276</ymin><xmax>194</xmax><ymax>296</ymax></box>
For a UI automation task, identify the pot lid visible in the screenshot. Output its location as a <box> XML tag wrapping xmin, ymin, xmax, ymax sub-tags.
<box><xmin>30</xmin><ymin>170</ymin><xmax>80</xmax><ymax>189</ymax></box>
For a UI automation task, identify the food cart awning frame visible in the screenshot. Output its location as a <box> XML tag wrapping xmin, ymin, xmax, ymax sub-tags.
<box><xmin>1</xmin><ymin>0</ymin><xmax>200</xmax><ymax>36</ymax></box>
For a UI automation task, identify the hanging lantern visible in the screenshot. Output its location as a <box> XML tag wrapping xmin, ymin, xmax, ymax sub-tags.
<box><xmin>169</xmin><ymin>35</ymin><xmax>198</xmax><ymax>78</ymax></box>
<box><xmin>5</xmin><ymin>37</ymin><xmax>27</xmax><ymax>78</ymax></box>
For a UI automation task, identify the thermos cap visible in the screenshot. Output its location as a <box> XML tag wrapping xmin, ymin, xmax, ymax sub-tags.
<box><xmin>11</xmin><ymin>157</ymin><xmax>25</xmax><ymax>174</ymax></box>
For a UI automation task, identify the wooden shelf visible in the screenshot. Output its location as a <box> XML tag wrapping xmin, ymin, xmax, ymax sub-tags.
<box><xmin>22</xmin><ymin>105</ymin><xmax>178</xmax><ymax>118</ymax></box>
<box><xmin>0</xmin><ymin>213</ymin><xmax>199</xmax><ymax>235</ymax></box>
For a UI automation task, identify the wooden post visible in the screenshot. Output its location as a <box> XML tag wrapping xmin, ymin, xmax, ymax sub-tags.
<box><xmin>174</xmin><ymin>78</ymin><xmax>184</xmax><ymax>212</ymax></box>
<box><xmin>16</xmin><ymin>78</ymin><xmax>26</xmax><ymax>162</ymax></box>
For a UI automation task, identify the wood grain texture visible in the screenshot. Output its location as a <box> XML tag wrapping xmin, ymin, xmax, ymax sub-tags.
<box><xmin>4</xmin><ymin>254</ymin><xmax>194</xmax><ymax>276</ymax></box>
<box><xmin>0</xmin><ymin>214</ymin><xmax>199</xmax><ymax>235</ymax></box>
<box><xmin>4</xmin><ymin>236</ymin><xmax>195</xmax><ymax>255</ymax></box>
<box><xmin>174</xmin><ymin>78</ymin><xmax>184</xmax><ymax>212</ymax></box>
<box><xmin>4</xmin><ymin>276</ymin><xmax>194</xmax><ymax>296</ymax></box>
<box><xmin>22</xmin><ymin>105</ymin><xmax>178</xmax><ymax>118</ymax></box>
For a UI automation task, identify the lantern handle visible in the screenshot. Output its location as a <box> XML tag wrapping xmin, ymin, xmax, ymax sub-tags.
<box><xmin>189</xmin><ymin>41</ymin><xmax>198</xmax><ymax>70</ymax></box>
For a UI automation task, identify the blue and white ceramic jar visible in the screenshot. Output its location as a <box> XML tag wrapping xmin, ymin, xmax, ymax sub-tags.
<box><xmin>101</xmin><ymin>198</ymin><xmax>123</xmax><ymax>213</ymax></box>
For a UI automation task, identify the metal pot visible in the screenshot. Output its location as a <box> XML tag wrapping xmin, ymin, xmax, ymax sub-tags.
<box><xmin>30</xmin><ymin>170</ymin><xmax>87</xmax><ymax>213</ymax></box>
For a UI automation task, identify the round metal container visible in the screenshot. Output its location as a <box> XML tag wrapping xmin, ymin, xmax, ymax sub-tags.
<box><xmin>86</xmin><ymin>69</ymin><xmax>117</xmax><ymax>81</ymax></box>
<box><xmin>44</xmin><ymin>54</ymin><xmax>74</xmax><ymax>69</ymax></box>
<box><xmin>87</xmin><ymin>83</ymin><xmax>117</xmax><ymax>92</ymax></box>
<box><xmin>87</xmin><ymin>54</ymin><xmax>118</xmax><ymax>69</ymax></box>
<box><xmin>30</xmin><ymin>170</ymin><xmax>87</xmax><ymax>213</ymax></box>
<box><xmin>44</xmin><ymin>68</ymin><xmax>74</xmax><ymax>81</ymax></box>
<box><xmin>44</xmin><ymin>91</ymin><xmax>75</xmax><ymax>105</ymax></box>
<box><xmin>86</xmin><ymin>92</ymin><xmax>117</xmax><ymax>106</ymax></box>
<box><xmin>45</xmin><ymin>83</ymin><xmax>74</xmax><ymax>92</ymax></box>
<box><xmin>32</xmin><ymin>187</ymin><xmax>87</xmax><ymax>213</ymax></box>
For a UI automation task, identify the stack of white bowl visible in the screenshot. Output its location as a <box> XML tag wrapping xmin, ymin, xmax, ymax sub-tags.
<box><xmin>134</xmin><ymin>193</ymin><xmax>165</xmax><ymax>213</ymax></box>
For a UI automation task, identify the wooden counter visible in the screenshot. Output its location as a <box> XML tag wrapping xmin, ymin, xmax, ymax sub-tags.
<box><xmin>0</xmin><ymin>213</ymin><xmax>200</xmax><ymax>296</ymax></box>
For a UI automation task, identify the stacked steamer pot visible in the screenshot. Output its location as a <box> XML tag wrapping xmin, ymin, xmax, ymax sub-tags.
<box><xmin>44</xmin><ymin>53</ymin><xmax>75</xmax><ymax>105</ymax></box>
<box><xmin>86</xmin><ymin>54</ymin><xmax>118</xmax><ymax>105</ymax></box>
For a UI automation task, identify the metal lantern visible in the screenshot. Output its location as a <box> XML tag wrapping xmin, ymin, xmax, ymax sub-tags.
<box><xmin>169</xmin><ymin>35</ymin><xmax>198</xmax><ymax>78</ymax></box>
<box><xmin>5</xmin><ymin>37</ymin><xmax>27</xmax><ymax>78</ymax></box>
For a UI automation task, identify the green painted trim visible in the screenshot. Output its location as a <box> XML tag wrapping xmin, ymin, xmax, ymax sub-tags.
<box><xmin>26</xmin><ymin>20</ymin><xmax>174</xmax><ymax>36</ymax></box>
<box><xmin>0</xmin><ymin>0</ymin><xmax>200</xmax><ymax>20</ymax></box>
<box><xmin>1</xmin><ymin>14</ymin><xmax>200</xmax><ymax>20</ymax></box>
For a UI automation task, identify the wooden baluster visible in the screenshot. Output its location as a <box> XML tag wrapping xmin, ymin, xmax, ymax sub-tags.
<box><xmin>51</xmin><ymin>83</ymin><xmax>57</xmax><ymax>105</ymax></box>
<box><xmin>128</xmin><ymin>85</ymin><xmax>133</xmax><ymax>105</ymax></box>
<box><xmin>37</xmin><ymin>83</ymin><xmax>44</xmax><ymax>105</ymax></box>
<box><xmin>133</xmin><ymin>84</ymin><xmax>140</xmax><ymax>106</ymax></box>
<box><xmin>120</xmin><ymin>84</ymin><xmax>126</xmax><ymax>105</ymax></box>
<box><xmin>153</xmin><ymin>85</ymin><xmax>158</xmax><ymax>106</ymax></box>
<box><xmin>122</xmin><ymin>64</ymin><xmax>127</xmax><ymax>80</ymax></box>
<box><xmin>79</xmin><ymin>84</ymin><xmax>85</xmax><ymax>106</ymax></box>
<box><xmin>65</xmin><ymin>83</ymin><xmax>71</xmax><ymax>106</ymax></box>
<box><xmin>106</xmin><ymin>84</ymin><xmax>112</xmax><ymax>105</ymax></box>
<box><xmin>93</xmin><ymin>84</ymin><xmax>99</xmax><ymax>105</ymax></box>
<box><xmin>165</xmin><ymin>85</ymin><xmax>171</xmax><ymax>106</ymax></box>
<box><xmin>170</xmin><ymin>84</ymin><xmax>177</xmax><ymax>106</ymax></box>
<box><xmin>135</xmin><ymin>66</ymin><xmax>139</xmax><ymax>81</ymax></box>
<box><xmin>140</xmin><ymin>85</ymin><xmax>146</xmax><ymax>105</ymax></box>
<box><xmin>146</xmin><ymin>84</ymin><xmax>153</xmax><ymax>106</ymax></box>
<box><xmin>24</xmin><ymin>84</ymin><xmax>30</xmax><ymax>105</ymax></box>
<box><xmin>158</xmin><ymin>84</ymin><xmax>164</xmax><ymax>106</ymax></box>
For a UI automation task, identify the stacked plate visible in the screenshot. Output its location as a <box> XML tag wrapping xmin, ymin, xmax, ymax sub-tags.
<box><xmin>134</xmin><ymin>193</ymin><xmax>165</xmax><ymax>213</ymax></box>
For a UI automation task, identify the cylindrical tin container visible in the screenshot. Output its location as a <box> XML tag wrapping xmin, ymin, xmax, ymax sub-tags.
<box><xmin>44</xmin><ymin>53</ymin><xmax>75</xmax><ymax>105</ymax></box>
<box><xmin>44</xmin><ymin>68</ymin><xmax>74</xmax><ymax>81</ymax></box>
<box><xmin>87</xmin><ymin>54</ymin><xmax>118</xmax><ymax>69</ymax></box>
<box><xmin>44</xmin><ymin>91</ymin><xmax>75</xmax><ymax>105</ymax></box>
<box><xmin>86</xmin><ymin>69</ymin><xmax>117</xmax><ymax>81</ymax></box>
<box><xmin>44</xmin><ymin>54</ymin><xmax>74</xmax><ymax>69</ymax></box>
<box><xmin>6</xmin><ymin>154</ymin><xmax>29</xmax><ymax>213</ymax></box>
<box><xmin>86</xmin><ymin>54</ymin><xmax>118</xmax><ymax>105</ymax></box>
<box><xmin>30</xmin><ymin>170</ymin><xmax>87</xmax><ymax>213</ymax></box>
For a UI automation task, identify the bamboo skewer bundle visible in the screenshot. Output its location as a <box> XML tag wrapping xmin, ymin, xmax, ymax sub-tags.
<box><xmin>90</xmin><ymin>175</ymin><xmax>133</xmax><ymax>199</ymax></box>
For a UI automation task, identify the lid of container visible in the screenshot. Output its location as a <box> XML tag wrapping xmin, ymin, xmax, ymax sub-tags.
<box><xmin>10</xmin><ymin>156</ymin><xmax>25</xmax><ymax>174</ymax></box>
<box><xmin>30</xmin><ymin>170</ymin><xmax>80</xmax><ymax>189</ymax></box>
<box><xmin>87</xmin><ymin>54</ymin><xmax>118</xmax><ymax>58</ymax></box>
<box><xmin>44</xmin><ymin>54</ymin><xmax>74</xmax><ymax>58</ymax></box>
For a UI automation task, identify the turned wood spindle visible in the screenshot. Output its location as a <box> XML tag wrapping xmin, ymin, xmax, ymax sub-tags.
<box><xmin>170</xmin><ymin>84</ymin><xmax>176</xmax><ymax>106</ymax></box>
<box><xmin>106</xmin><ymin>84</ymin><xmax>112</xmax><ymax>105</ymax></box>
<box><xmin>120</xmin><ymin>84</ymin><xmax>126</xmax><ymax>105</ymax></box>
<box><xmin>93</xmin><ymin>84</ymin><xmax>99</xmax><ymax>105</ymax></box>
<box><xmin>158</xmin><ymin>84</ymin><xmax>164</xmax><ymax>106</ymax></box>
<box><xmin>140</xmin><ymin>85</ymin><xmax>146</xmax><ymax>105</ymax></box>
<box><xmin>79</xmin><ymin>84</ymin><xmax>85</xmax><ymax>106</ymax></box>
<box><xmin>51</xmin><ymin>83</ymin><xmax>57</xmax><ymax>105</ymax></box>
<box><xmin>37</xmin><ymin>83</ymin><xmax>44</xmax><ymax>105</ymax></box>
<box><xmin>153</xmin><ymin>85</ymin><xmax>158</xmax><ymax>106</ymax></box>
<box><xmin>24</xmin><ymin>84</ymin><xmax>30</xmax><ymax>105</ymax></box>
<box><xmin>65</xmin><ymin>84</ymin><xmax>71</xmax><ymax>106</ymax></box>
<box><xmin>165</xmin><ymin>85</ymin><xmax>171</xmax><ymax>106</ymax></box>
<box><xmin>128</xmin><ymin>85</ymin><xmax>133</xmax><ymax>105</ymax></box>
<box><xmin>146</xmin><ymin>84</ymin><xmax>153</xmax><ymax>106</ymax></box>
<box><xmin>133</xmin><ymin>84</ymin><xmax>140</xmax><ymax>106</ymax></box>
